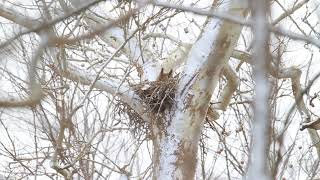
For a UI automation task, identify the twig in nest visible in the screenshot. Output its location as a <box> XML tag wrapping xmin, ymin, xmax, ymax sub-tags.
<box><xmin>133</xmin><ymin>69</ymin><xmax>177</xmax><ymax>114</ymax></box>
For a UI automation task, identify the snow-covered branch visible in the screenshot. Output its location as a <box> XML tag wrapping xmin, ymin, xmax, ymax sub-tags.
<box><xmin>156</xmin><ymin>0</ymin><xmax>249</xmax><ymax>179</ymax></box>
<box><xmin>55</xmin><ymin>63</ymin><xmax>149</xmax><ymax>122</ymax></box>
<box><xmin>272</xmin><ymin>0</ymin><xmax>310</xmax><ymax>25</ymax></box>
<box><xmin>0</xmin><ymin>0</ymin><xmax>149</xmax><ymax>116</ymax></box>
<box><xmin>152</xmin><ymin>0</ymin><xmax>320</xmax><ymax>49</ymax></box>
<box><xmin>69</xmin><ymin>0</ymin><xmax>162</xmax><ymax>81</ymax></box>
<box><xmin>0</xmin><ymin>3</ymin><xmax>39</xmax><ymax>29</ymax></box>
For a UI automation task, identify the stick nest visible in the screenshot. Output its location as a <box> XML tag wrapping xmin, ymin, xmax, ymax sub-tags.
<box><xmin>134</xmin><ymin>77</ymin><xmax>177</xmax><ymax>114</ymax></box>
<box><xmin>115</xmin><ymin>71</ymin><xmax>178</xmax><ymax>138</ymax></box>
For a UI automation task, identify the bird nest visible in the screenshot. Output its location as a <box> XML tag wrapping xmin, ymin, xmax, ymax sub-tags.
<box><xmin>115</xmin><ymin>71</ymin><xmax>178</xmax><ymax>138</ymax></box>
<box><xmin>134</xmin><ymin>79</ymin><xmax>177</xmax><ymax>114</ymax></box>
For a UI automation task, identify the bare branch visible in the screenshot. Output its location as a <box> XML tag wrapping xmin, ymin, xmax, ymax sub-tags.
<box><xmin>272</xmin><ymin>0</ymin><xmax>310</xmax><ymax>25</ymax></box>
<box><xmin>213</xmin><ymin>65</ymin><xmax>239</xmax><ymax>111</ymax></box>
<box><xmin>0</xmin><ymin>39</ymin><xmax>47</xmax><ymax>107</ymax></box>
<box><xmin>0</xmin><ymin>0</ymin><xmax>105</xmax><ymax>49</ymax></box>
<box><xmin>54</xmin><ymin>63</ymin><xmax>149</xmax><ymax>121</ymax></box>
<box><xmin>151</xmin><ymin>0</ymin><xmax>320</xmax><ymax>49</ymax></box>
<box><xmin>0</xmin><ymin>3</ymin><xmax>39</xmax><ymax>29</ymax></box>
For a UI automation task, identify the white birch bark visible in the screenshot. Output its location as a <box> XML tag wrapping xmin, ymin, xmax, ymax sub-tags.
<box><xmin>247</xmin><ymin>0</ymin><xmax>270</xmax><ymax>179</ymax></box>
<box><xmin>153</xmin><ymin>1</ymin><xmax>248</xmax><ymax>179</ymax></box>
<box><xmin>2</xmin><ymin>0</ymin><xmax>320</xmax><ymax>179</ymax></box>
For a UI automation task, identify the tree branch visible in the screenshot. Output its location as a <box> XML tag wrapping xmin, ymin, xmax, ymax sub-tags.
<box><xmin>53</xmin><ymin>63</ymin><xmax>149</xmax><ymax>122</ymax></box>
<box><xmin>0</xmin><ymin>0</ymin><xmax>105</xmax><ymax>49</ymax></box>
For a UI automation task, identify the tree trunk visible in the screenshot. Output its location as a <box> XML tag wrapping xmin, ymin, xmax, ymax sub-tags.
<box><xmin>152</xmin><ymin>1</ymin><xmax>249</xmax><ymax>179</ymax></box>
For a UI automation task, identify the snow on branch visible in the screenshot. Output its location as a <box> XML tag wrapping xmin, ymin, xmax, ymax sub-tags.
<box><xmin>232</xmin><ymin>48</ymin><xmax>320</xmax><ymax>158</ymax></box>
<box><xmin>231</xmin><ymin>49</ymin><xmax>310</xmax><ymax>118</ymax></box>
<box><xmin>69</xmin><ymin>0</ymin><xmax>161</xmax><ymax>82</ymax></box>
<box><xmin>54</xmin><ymin>63</ymin><xmax>149</xmax><ymax>122</ymax></box>
<box><xmin>0</xmin><ymin>3</ymin><xmax>40</xmax><ymax>29</ymax></box>
<box><xmin>151</xmin><ymin>0</ymin><xmax>320</xmax><ymax>49</ymax></box>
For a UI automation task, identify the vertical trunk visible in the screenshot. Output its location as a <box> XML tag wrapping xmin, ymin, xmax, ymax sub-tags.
<box><xmin>153</xmin><ymin>1</ymin><xmax>249</xmax><ymax>179</ymax></box>
<box><xmin>247</xmin><ymin>0</ymin><xmax>270</xmax><ymax>179</ymax></box>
